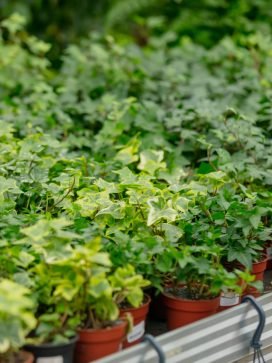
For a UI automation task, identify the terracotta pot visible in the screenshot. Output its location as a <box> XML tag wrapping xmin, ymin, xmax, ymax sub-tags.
<box><xmin>75</xmin><ymin>321</ymin><xmax>127</xmax><ymax>363</ymax></box>
<box><xmin>120</xmin><ymin>295</ymin><xmax>151</xmax><ymax>348</ymax></box>
<box><xmin>245</xmin><ymin>257</ymin><xmax>268</xmax><ymax>298</ymax></box>
<box><xmin>252</xmin><ymin>257</ymin><xmax>268</xmax><ymax>279</ymax></box>
<box><xmin>25</xmin><ymin>336</ymin><xmax>77</xmax><ymax>363</ymax></box>
<box><xmin>162</xmin><ymin>289</ymin><xmax>220</xmax><ymax>330</ymax></box>
<box><xmin>19</xmin><ymin>351</ymin><xmax>34</xmax><ymax>363</ymax></box>
<box><xmin>223</xmin><ymin>256</ymin><xmax>268</xmax><ymax>298</ymax></box>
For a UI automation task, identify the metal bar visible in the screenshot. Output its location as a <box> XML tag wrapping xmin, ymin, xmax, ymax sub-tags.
<box><xmin>242</xmin><ymin>296</ymin><xmax>266</xmax><ymax>350</ymax></box>
<box><xmin>143</xmin><ymin>335</ymin><xmax>166</xmax><ymax>363</ymax></box>
<box><xmin>94</xmin><ymin>292</ymin><xmax>272</xmax><ymax>363</ymax></box>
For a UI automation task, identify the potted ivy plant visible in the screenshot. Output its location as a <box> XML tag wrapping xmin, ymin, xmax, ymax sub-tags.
<box><xmin>161</xmin><ymin>245</ymin><xmax>242</xmax><ymax>330</ymax></box>
<box><xmin>23</xmin><ymin>260</ymin><xmax>79</xmax><ymax>363</ymax></box>
<box><xmin>110</xmin><ymin>264</ymin><xmax>150</xmax><ymax>348</ymax></box>
<box><xmin>17</xmin><ymin>218</ymin><xmax>82</xmax><ymax>363</ymax></box>
<box><xmin>0</xmin><ymin>279</ymin><xmax>36</xmax><ymax>363</ymax></box>
<box><xmin>22</xmin><ymin>238</ymin><xmax>126</xmax><ymax>363</ymax></box>
<box><xmin>65</xmin><ymin>242</ymin><xmax>147</xmax><ymax>363</ymax></box>
<box><xmin>16</xmin><ymin>218</ymin><xmax>147</xmax><ymax>362</ymax></box>
<box><xmin>27</xmin><ymin>233</ymin><xmax>147</xmax><ymax>363</ymax></box>
<box><xmin>181</xmin><ymin>178</ymin><xmax>269</xmax><ymax>299</ymax></box>
<box><xmin>217</xmin><ymin>192</ymin><xmax>270</xmax><ymax>297</ymax></box>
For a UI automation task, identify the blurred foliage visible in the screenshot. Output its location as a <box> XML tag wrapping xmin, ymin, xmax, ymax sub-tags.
<box><xmin>0</xmin><ymin>0</ymin><xmax>109</xmax><ymax>64</ymax></box>
<box><xmin>1</xmin><ymin>0</ymin><xmax>272</xmax><ymax>63</ymax></box>
<box><xmin>0</xmin><ymin>7</ymin><xmax>272</xmax><ymax>314</ymax></box>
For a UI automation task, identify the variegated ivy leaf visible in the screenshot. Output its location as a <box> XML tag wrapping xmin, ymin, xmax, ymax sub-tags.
<box><xmin>138</xmin><ymin>150</ymin><xmax>166</xmax><ymax>175</ymax></box>
<box><xmin>96</xmin><ymin>201</ymin><xmax>126</xmax><ymax>219</ymax></box>
<box><xmin>147</xmin><ymin>197</ymin><xmax>177</xmax><ymax>226</ymax></box>
<box><xmin>95</xmin><ymin>178</ymin><xmax>120</xmax><ymax>194</ymax></box>
<box><xmin>114</xmin><ymin>137</ymin><xmax>140</xmax><ymax>165</ymax></box>
<box><xmin>0</xmin><ymin>176</ymin><xmax>21</xmax><ymax>199</ymax></box>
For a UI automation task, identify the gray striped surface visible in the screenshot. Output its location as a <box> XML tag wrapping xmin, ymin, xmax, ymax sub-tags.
<box><xmin>94</xmin><ymin>292</ymin><xmax>272</xmax><ymax>363</ymax></box>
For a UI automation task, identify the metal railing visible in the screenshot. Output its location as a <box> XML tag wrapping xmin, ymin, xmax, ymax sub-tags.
<box><xmin>94</xmin><ymin>293</ymin><xmax>272</xmax><ymax>363</ymax></box>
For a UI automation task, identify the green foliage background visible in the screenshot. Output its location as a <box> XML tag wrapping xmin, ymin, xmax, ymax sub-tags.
<box><xmin>1</xmin><ymin>0</ymin><xmax>272</xmax><ymax>61</ymax></box>
<box><xmin>0</xmin><ymin>0</ymin><xmax>272</xmax><ymax>345</ymax></box>
<box><xmin>0</xmin><ymin>2</ymin><xmax>272</xmax><ymax>268</ymax></box>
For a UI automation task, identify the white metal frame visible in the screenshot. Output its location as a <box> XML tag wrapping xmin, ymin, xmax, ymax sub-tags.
<box><xmin>94</xmin><ymin>293</ymin><xmax>272</xmax><ymax>363</ymax></box>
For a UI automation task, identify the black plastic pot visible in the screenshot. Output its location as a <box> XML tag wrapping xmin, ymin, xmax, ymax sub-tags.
<box><xmin>25</xmin><ymin>336</ymin><xmax>78</xmax><ymax>363</ymax></box>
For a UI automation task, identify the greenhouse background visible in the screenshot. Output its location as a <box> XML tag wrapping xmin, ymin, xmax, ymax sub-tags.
<box><xmin>0</xmin><ymin>1</ymin><xmax>272</xmax><ymax>362</ymax></box>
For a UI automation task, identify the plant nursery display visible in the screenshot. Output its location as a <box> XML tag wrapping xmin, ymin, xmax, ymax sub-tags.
<box><xmin>0</xmin><ymin>1</ymin><xmax>272</xmax><ymax>361</ymax></box>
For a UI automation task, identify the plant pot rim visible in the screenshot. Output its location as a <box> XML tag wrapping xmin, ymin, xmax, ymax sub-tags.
<box><xmin>224</xmin><ymin>255</ymin><xmax>268</xmax><ymax>270</ymax></box>
<box><xmin>78</xmin><ymin>319</ymin><xmax>127</xmax><ymax>334</ymax></box>
<box><xmin>253</xmin><ymin>256</ymin><xmax>268</xmax><ymax>264</ymax></box>
<box><xmin>119</xmin><ymin>294</ymin><xmax>151</xmax><ymax>312</ymax></box>
<box><xmin>162</xmin><ymin>287</ymin><xmax>220</xmax><ymax>303</ymax></box>
<box><xmin>25</xmin><ymin>335</ymin><xmax>78</xmax><ymax>349</ymax></box>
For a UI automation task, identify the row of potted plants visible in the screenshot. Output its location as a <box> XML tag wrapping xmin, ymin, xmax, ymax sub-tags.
<box><xmin>1</xmin><ymin>215</ymin><xmax>270</xmax><ymax>363</ymax></box>
<box><xmin>2</xmin><ymin>246</ymin><xmax>270</xmax><ymax>363</ymax></box>
<box><xmin>0</xmin><ymin>234</ymin><xmax>152</xmax><ymax>363</ymax></box>
<box><xmin>1</xmin><ymin>141</ymin><xmax>271</xmax><ymax>362</ymax></box>
<box><xmin>0</xmin><ymin>14</ymin><xmax>272</xmax><ymax>363</ymax></box>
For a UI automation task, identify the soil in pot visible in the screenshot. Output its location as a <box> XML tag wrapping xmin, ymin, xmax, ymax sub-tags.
<box><xmin>222</xmin><ymin>259</ymin><xmax>244</xmax><ymax>272</ymax></box>
<box><xmin>119</xmin><ymin>295</ymin><xmax>151</xmax><ymax>348</ymax></box>
<box><xmin>24</xmin><ymin>336</ymin><xmax>77</xmax><ymax>363</ymax></box>
<box><xmin>163</xmin><ymin>287</ymin><xmax>220</xmax><ymax>330</ymax></box>
<box><xmin>75</xmin><ymin>320</ymin><xmax>127</xmax><ymax>363</ymax></box>
<box><xmin>0</xmin><ymin>351</ymin><xmax>34</xmax><ymax>363</ymax></box>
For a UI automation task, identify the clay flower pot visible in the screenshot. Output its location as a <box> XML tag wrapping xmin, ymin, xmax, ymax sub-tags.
<box><xmin>245</xmin><ymin>256</ymin><xmax>268</xmax><ymax>298</ymax></box>
<box><xmin>223</xmin><ymin>256</ymin><xmax>268</xmax><ymax>299</ymax></box>
<box><xmin>75</xmin><ymin>320</ymin><xmax>127</xmax><ymax>363</ymax></box>
<box><xmin>252</xmin><ymin>257</ymin><xmax>268</xmax><ymax>280</ymax></box>
<box><xmin>25</xmin><ymin>336</ymin><xmax>77</xmax><ymax>363</ymax></box>
<box><xmin>120</xmin><ymin>295</ymin><xmax>151</xmax><ymax>348</ymax></box>
<box><xmin>162</xmin><ymin>288</ymin><xmax>220</xmax><ymax>330</ymax></box>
